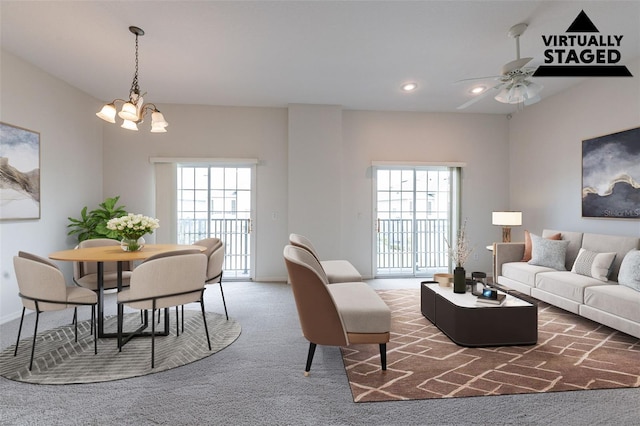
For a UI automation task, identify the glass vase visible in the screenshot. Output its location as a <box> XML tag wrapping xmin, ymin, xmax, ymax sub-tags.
<box><xmin>453</xmin><ymin>266</ymin><xmax>466</xmax><ymax>293</ymax></box>
<box><xmin>121</xmin><ymin>236</ymin><xmax>145</xmax><ymax>252</ymax></box>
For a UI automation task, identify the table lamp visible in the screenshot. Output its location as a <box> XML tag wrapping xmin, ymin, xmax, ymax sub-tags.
<box><xmin>492</xmin><ymin>211</ymin><xmax>522</xmax><ymax>242</ymax></box>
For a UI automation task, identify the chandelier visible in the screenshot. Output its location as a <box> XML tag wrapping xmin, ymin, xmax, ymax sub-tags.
<box><xmin>96</xmin><ymin>26</ymin><xmax>168</xmax><ymax>133</ymax></box>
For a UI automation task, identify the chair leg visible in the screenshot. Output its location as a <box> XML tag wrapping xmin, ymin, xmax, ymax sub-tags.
<box><xmin>200</xmin><ymin>298</ymin><xmax>211</xmax><ymax>350</ymax></box>
<box><xmin>304</xmin><ymin>342</ymin><xmax>317</xmax><ymax>377</ymax></box>
<box><xmin>181</xmin><ymin>305</ymin><xmax>184</xmax><ymax>333</ymax></box>
<box><xmin>151</xmin><ymin>308</ymin><xmax>156</xmax><ymax>369</ymax></box>
<box><xmin>219</xmin><ymin>282</ymin><xmax>229</xmax><ymax>320</ymax></box>
<box><xmin>117</xmin><ymin>303</ymin><xmax>123</xmax><ymax>352</ymax></box>
<box><xmin>29</xmin><ymin>310</ymin><xmax>41</xmax><ymax>371</ymax></box>
<box><xmin>175</xmin><ymin>306</ymin><xmax>179</xmax><ymax>336</ymax></box>
<box><xmin>13</xmin><ymin>307</ymin><xmax>26</xmax><ymax>357</ymax></box>
<box><xmin>93</xmin><ymin>305</ymin><xmax>97</xmax><ymax>355</ymax></box>
<box><xmin>379</xmin><ymin>343</ymin><xmax>387</xmax><ymax>371</ymax></box>
<box><xmin>74</xmin><ymin>307</ymin><xmax>78</xmax><ymax>343</ymax></box>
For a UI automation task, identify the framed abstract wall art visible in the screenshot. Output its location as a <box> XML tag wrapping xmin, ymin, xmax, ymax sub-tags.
<box><xmin>0</xmin><ymin>122</ymin><xmax>41</xmax><ymax>220</ymax></box>
<box><xmin>582</xmin><ymin>126</ymin><xmax>640</xmax><ymax>219</ymax></box>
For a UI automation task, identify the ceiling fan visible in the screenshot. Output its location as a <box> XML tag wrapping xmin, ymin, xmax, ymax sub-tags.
<box><xmin>456</xmin><ymin>23</ymin><xmax>543</xmax><ymax>110</ymax></box>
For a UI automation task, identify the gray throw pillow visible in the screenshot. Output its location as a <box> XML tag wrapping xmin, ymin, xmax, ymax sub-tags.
<box><xmin>528</xmin><ymin>233</ymin><xmax>570</xmax><ymax>270</ymax></box>
<box><xmin>618</xmin><ymin>249</ymin><xmax>640</xmax><ymax>291</ymax></box>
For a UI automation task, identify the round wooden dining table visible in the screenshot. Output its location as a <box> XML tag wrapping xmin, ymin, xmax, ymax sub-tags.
<box><xmin>50</xmin><ymin>244</ymin><xmax>206</xmax><ymax>339</ymax></box>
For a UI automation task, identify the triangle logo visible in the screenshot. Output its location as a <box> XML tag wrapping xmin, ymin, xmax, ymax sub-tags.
<box><xmin>566</xmin><ymin>10</ymin><xmax>599</xmax><ymax>33</ymax></box>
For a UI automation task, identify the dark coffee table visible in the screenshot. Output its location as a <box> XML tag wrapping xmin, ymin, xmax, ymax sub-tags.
<box><xmin>420</xmin><ymin>283</ymin><xmax>537</xmax><ymax>347</ymax></box>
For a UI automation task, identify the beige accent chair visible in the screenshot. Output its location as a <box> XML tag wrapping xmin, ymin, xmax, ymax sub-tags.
<box><xmin>116</xmin><ymin>251</ymin><xmax>211</xmax><ymax>368</ymax></box>
<box><xmin>13</xmin><ymin>251</ymin><xmax>97</xmax><ymax>371</ymax></box>
<box><xmin>193</xmin><ymin>238</ymin><xmax>228</xmax><ymax>320</ymax></box>
<box><xmin>289</xmin><ymin>233</ymin><xmax>362</xmax><ymax>283</ymax></box>
<box><xmin>283</xmin><ymin>245</ymin><xmax>390</xmax><ymax>376</ymax></box>
<box><xmin>73</xmin><ymin>238</ymin><xmax>134</xmax><ymax>291</ymax></box>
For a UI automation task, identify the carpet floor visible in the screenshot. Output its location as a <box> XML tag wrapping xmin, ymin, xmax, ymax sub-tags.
<box><xmin>0</xmin><ymin>310</ymin><xmax>241</xmax><ymax>384</ymax></box>
<box><xmin>342</xmin><ymin>289</ymin><xmax>640</xmax><ymax>402</ymax></box>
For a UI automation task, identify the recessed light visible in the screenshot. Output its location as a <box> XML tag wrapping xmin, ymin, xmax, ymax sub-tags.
<box><xmin>401</xmin><ymin>82</ymin><xmax>418</xmax><ymax>92</ymax></box>
<box><xmin>470</xmin><ymin>86</ymin><xmax>486</xmax><ymax>95</ymax></box>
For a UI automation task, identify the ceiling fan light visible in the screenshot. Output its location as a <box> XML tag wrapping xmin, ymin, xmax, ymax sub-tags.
<box><xmin>96</xmin><ymin>103</ymin><xmax>117</xmax><ymax>123</ymax></box>
<box><xmin>494</xmin><ymin>88</ymin><xmax>510</xmax><ymax>104</ymax></box>
<box><xmin>121</xmin><ymin>119</ymin><xmax>139</xmax><ymax>131</ymax></box>
<box><xmin>525</xmin><ymin>81</ymin><xmax>543</xmax><ymax>98</ymax></box>
<box><xmin>118</xmin><ymin>102</ymin><xmax>139</xmax><ymax>121</ymax></box>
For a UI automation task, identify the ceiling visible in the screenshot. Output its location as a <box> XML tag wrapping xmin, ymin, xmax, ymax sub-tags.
<box><xmin>2</xmin><ymin>1</ymin><xmax>639</xmax><ymax>115</ymax></box>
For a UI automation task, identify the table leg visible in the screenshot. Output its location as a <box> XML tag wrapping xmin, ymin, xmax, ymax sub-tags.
<box><xmin>97</xmin><ymin>261</ymin><xmax>105</xmax><ymax>337</ymax></box>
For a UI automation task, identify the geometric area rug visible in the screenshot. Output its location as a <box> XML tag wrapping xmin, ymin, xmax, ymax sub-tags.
<box><xmin>341</xmin><ymin>289</ymin><xmax>640</xmax><ymax>402</ymax></box>
<box><xmin>0</xmin><ymin>310</ymin><xmax>241</xmax><ymax>385</ymax></box>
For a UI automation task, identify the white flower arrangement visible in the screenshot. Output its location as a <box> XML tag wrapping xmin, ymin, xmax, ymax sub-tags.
<box><xmin>446</xmin><ymin>218</ymin><xmax>474</xmax><ymax>268</ymax></box>
<box><xmin>106</xmin><ymin>213</ymin><xmax>160</xmax><ymax>240</ymax></box>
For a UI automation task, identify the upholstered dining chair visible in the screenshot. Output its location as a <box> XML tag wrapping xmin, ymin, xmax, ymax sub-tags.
<box><xmin>73</xmin><ymin>238</ymin><xmax>134</xmax><ymax>291</ymax></box>
<box><xmin>116</xmin><ymin>251</ymin><xmax>211</xmax><ymax>368</ymax></box>
<box><xmin>193</xmin><ymin>238</ymin><xmax>228</xmax><ymax>320</ymax></box>
<box><xmin>143</xmin><ymin>248</ymin><xmax>202</xmax><ymax>333</ymax></box>
<box><xmin>13</xmin><ymin>251</ymin><xmax>98</xmax><ymax>371</ymax></box>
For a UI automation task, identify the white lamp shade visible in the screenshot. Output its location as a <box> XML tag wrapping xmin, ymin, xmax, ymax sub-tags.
<box><xmin>96</xmin><ymin>104</ymin><xmax>117</xmax><ymax>123</ymax></box>
<box><xmin>150</xmin><ymin>123</ymin><xmax>168</xmax><ymax>133</ymax></box>
<box><xmin>151</xmin><ymin>111</ymin><xmax>168</xmax><ymax>127</ymax></box>
<box><xmin>118</xmin><ymin>102</ymin><xmax>139</xmax><ymax>121</ymax></box>
<box><xmin>492</xmin><ymin>211</ymin><xmax>522</xmax><ymax>226</ymax></box>
<box><xmin>121</xmin><ymin>119</ymin><xmax>139</xmax><ymax>131</ymax></box>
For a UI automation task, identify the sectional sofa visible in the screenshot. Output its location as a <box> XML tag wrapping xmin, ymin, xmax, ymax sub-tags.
<box><xmin>494</xmin><ymin>229</ymin><xmax>640</xmax><ymax>339</ymax></box>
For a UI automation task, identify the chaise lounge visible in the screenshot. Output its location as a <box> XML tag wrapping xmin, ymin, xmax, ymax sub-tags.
<box><xmin>283</xmin><ymin>244</ymin><xmax>390</xmax><ymax>376</ymax></box>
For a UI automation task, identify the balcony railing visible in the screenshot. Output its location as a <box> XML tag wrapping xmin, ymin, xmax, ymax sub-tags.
<box><xmin>377</xmin><ymin>218</ymin><xmax>450</xmax><ymax>275</ymax></box>
<box><xmin>178</xmin><ymin>217</ymin><xmax>449</xmax><ymax>278</ymax></box>
<box><xmin>178</xmin><ymin>218</ymin><xmax>250</xmax><ymax>278</ymax></box>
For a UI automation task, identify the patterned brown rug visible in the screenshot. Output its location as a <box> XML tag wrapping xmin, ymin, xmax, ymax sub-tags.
<box><xmin>341</xmin><ymin>289</ymin><xmax>640</xmax><ymax>402</ymax></box>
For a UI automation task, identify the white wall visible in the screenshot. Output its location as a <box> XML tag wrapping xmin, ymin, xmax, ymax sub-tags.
<box><xmin>0</xmin><ymin>50</ymin><xmax>104</xmax><ymax>322</ymax></box>
<box><xmin>508</xmin><ymin>58</ymin><xmax>640</xmax><ymax>239</ymax></box>
<box><xmin>288</xmin><ymin>104</ymin><xmax>343</xmax><ymax>257</ymax></box>
<box><xmin>342</xmin><ymin>111</ymin><xmax>510</xmax><ymax>276</ymax></box>
<box><xmin>102</xmin><ymin>104</ymin><xmax>290</xmax><ymax>281</ymax></box>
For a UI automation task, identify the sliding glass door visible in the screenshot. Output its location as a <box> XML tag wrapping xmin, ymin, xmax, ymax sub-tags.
<box><xmin>375</xmin><ymin>166</ymin><xmax>458</xmax><ymax>277</ymax></box>
<box><xmin>177</xmin><ymin>165</ymin><xmax>254</xmax><ymax>279</ymax></box>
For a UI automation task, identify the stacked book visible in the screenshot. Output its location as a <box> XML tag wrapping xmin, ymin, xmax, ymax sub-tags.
<box><xmin>476</xmin><ymin>293</ymin><xmax>506</xmax><ymax>306</ymax></box>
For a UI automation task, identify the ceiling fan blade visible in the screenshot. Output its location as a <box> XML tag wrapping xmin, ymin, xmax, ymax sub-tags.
<box><xmin>453</xmin><ymin>75</ymin><xmax>502</xmax><ymax>84</ymax></box>
<box><xmin>501</xmin><ymin>57</ymin><xmax>533</xmax><ymax>75</ymax></box>
<box><xmin>456</xmin><ymin>84</ymin><xmax>502</xmax><ymax>110</ymax></box>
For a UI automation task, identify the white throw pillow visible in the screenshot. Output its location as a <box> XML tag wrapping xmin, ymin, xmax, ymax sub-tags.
<box><xmin>618</xmin><ymin>249</ymin><xmax>640</xmax><ymax>291</ymax></box>
<box><xmin>528</xmin><ymin>233</ymin><xmax>570</xmax><ymax>270</ymax></box>
<box><xmin>570</xmin><ymin>248</ymin><xmax>616</xmax><ymax>282</ymax></box>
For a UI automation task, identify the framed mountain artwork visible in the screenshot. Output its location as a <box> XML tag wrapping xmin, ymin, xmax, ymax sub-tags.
<box><xmin>582</xmin><ymin>127</ymin><xmax>640</xmax><ymax>219</ymax></box>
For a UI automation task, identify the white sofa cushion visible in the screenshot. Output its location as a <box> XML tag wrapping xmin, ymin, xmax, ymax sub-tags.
<box><xmin>535</xmin><ymin>270</ymin><xmax>609</xmax><ymax>304</ymax></box>
<box><xmin>502</xmin><ymin>262</ymin><xmax>555</xmax><ymax>287</ymax></box>
<box><xmin>584</xmin><ymin>284</ymin><xmax>640</xmax><ymax>324</ymax></box>
<box><xmin>618</xmin><ymin>249</ymin><xmax>640</xmax><ymax>291</ymax></box>
<box><xmin>570</xmin><ymin>248</ymin><xmax>616</xmax><ymax>282</ymax></box>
